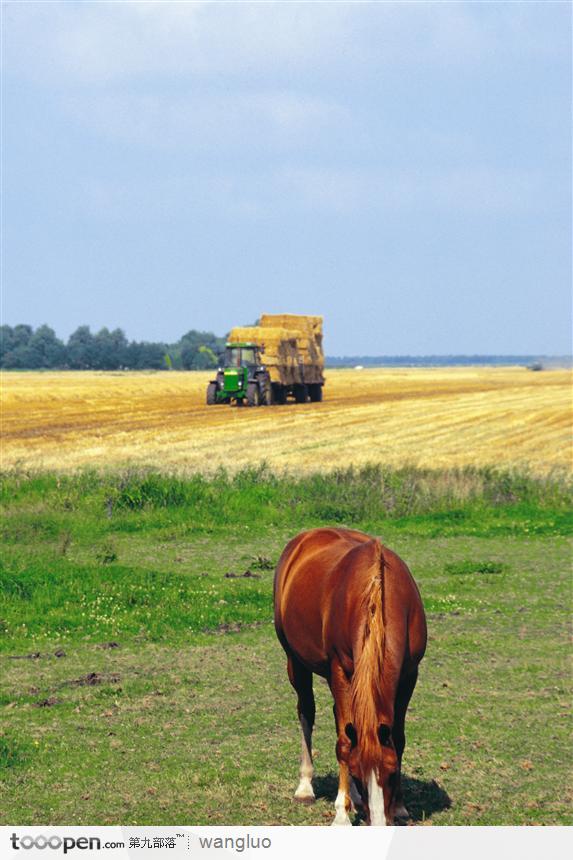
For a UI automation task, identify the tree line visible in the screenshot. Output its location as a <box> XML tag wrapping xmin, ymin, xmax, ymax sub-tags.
<box><xmin>0</xmin><ymin>324</ymin><xmax>226</xmax><ymax>370</ymax></box>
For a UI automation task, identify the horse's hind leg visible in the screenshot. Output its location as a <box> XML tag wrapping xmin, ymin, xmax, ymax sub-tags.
<box><xmin>287</xmin><ymin>655</ymin><xmax>316</xmax><ymax>803</ymax></box>
<box><xmin>392</xmin><ymin>669</ymin><xmax>419</xmax><ymax>821</ymax></box>
<box><xmin>329</xmin><ymin>658</ymin><xmax>355</xmax><ymax>826</ymax></box>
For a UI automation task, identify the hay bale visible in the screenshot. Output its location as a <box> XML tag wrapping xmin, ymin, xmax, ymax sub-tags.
<box><xmin>259</xmin><ymin>315</ymin><xmax>324</xmax><ymax>364</ymax></box>
<box><xmin>227</xmin><ymin>326</ymin><xmax>303</xmax><ymax>364</ymax></box>
<box><xmin>227</xmin><ymin>327</ymin><xmax>264</xmax><ymax>344</ymax></box>
<box><xmin>260</xmin><ymin>314</ymin><xmax>322</xmax><ymax>335</ymax></box>
<box><xmin>227</xmin><ymin>316</ymin><xmax>324</xmax><ymax>383</ymax></box>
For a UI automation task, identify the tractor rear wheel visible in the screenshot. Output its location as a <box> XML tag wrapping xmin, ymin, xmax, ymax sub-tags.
<box><xmin>206</xmin><ymin>383</ymin><xmax>217</xmax><ymax>405</ymax></box>
<box><xmin>308</xmin><ymin>383</ymin><xmax>323</xmax><ymax>402</ymax></box>
<box><xmin>246</xmin><ymin>383</ymin><xmax>260</xmax><ymax>407</ymax></box>
<box><xmin>272</xmin><ymin>384</ymin><xmax>286</xmax><ymax>404</ymax></box>
<box><xmin>260</xmin><ymin>383</ymin><xmax>272</xmax><ymax>406</ymax></box>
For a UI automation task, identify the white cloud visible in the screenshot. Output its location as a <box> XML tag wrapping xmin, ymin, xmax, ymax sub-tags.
<box><xmin>4</xmin><ymin>1</ymin><xmax>353</xmax><ymax>84</ymax></box>
<box><xmin>274</xmin><ymin>164</ymin><xmax>557</xmax><ymax>216</ymax></box>
<box><xmin>73</xmin><ymin>163</ymin><xmax>557</xmax><ymax>226</ymax></box>
<box><xmin>5</xmin><ymin>2</ymin><xmax>567</xmax><ymax>225</ymax></box>
<box><xmin>5</xmin><ymin>1</ymin><xmax>568</xmax><ymax>86</ymax></box>
<box><xmin>60</xmin><ymin>88</ymin><xmax>348</xmax><ymax>151</ymax></box>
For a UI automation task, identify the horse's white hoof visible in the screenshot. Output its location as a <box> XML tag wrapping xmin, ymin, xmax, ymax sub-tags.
<box><xmin>333</xmin><ymin>789</ymin><xmax>352</xmax><ymax>825</ymax></box>
<box><xmin>331</xmin><ymin>814</ymin><xmax>352</xmax><ymax>826</ymax></box>
<box><xmin>294</xmin><ymin>777</ymin><xmax>315</xmax><ymax>804</ymax></box>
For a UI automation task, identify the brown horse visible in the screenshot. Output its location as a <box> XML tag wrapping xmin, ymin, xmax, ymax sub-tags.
<box><xmin>274</xmin><ymin>527</ymin><xmax>427</xmax><ymax>826</ymax></box>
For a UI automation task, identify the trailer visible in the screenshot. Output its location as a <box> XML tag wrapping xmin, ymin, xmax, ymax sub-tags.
<box><xmin>206</xmin><ymin>314</ymin><xmax>324</xmax><ymax>406</ymax></box>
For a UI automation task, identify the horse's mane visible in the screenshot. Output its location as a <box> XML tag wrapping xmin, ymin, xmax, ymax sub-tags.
<box><xmin>350</xmin><ymin>541</ymin><xmax>386</xmax><ymax>770</ymax></box>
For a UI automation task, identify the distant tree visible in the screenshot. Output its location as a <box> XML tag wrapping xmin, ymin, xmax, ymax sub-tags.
<box><xmin>67</xmin><ymin>326</ymin><xmax>96</xmax><ymax>369</ymax></box>
<box><xmin>2</xmin><ymin>324</ymin><xmax>228</xmax><ymax>370</ymax></box>
<box><xmin>11</xmin><ymin>324</ymin><xmax>33</xmax><ymax>349</ymax></box>
<box><xmin>2</xmin><ymin>344</ymin><xmax>42</xmax><ymax>368</ymax></box>
<box><xmin>92</xmin><ymin>328</ymin><xmax>129</xmax><ymax>369</ymax></box>
<box><xmin>126</xmin><ymin>341</ymin><xmax>166</xmax><ymax>369</ymax></box>
<box><xmin>178</xmin><ymin>330</ymin><xmax>225</xmax><ymax>369</ymax></box>
<box><xmin>28</xmin><ymin>325</ymin><xmax>66</xmax><ymax>368</ymax></box>
<box><xmin>0</xmin><ymin>326</ymin><xmax>15</xmax><ymax>365</ymax></box>
<box><xmin>196</xmin><ymin>345</ymin><xmax>218</xmax><ymax>369</ymax></box>
<box><xmin>1</xmin><ymin>324</ymin><xmax>65</xmax><ymax>368</ymax></box>
<box><xmin>1</xmin><ymin>324</ymin><xmax>34</xmax><ymax>367</ymax></box>
<box><xmin>125</xmin><ymin>341</ymin><xmax>143</xmax><ymax>369</ymax></box>
<box><xmin>140</xmin><ymin>342</ymin><xmax>167</xmax><ymax>369</ymax></box>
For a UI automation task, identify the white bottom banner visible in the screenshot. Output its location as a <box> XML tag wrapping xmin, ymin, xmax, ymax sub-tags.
<box><xmin>1</xmin><ymin>826</ymin><xmax>570</xmax><ymax>860</ymax></box>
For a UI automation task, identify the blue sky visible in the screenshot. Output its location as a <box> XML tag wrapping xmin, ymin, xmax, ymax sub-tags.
<box><xmin>2</xmin><ymin>1</ymin><xmax>571</xmax><ymax>355</ymax></box>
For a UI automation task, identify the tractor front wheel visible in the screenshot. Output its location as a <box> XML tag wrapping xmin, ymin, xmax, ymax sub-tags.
<box><xmin>206</xmin><ymin>383</ymin><xmax>217</xmax><ymax>405</ymax></box>
<box><xmin>246</xmin><ymin>384</ymin><xmax>260</xmax><ymax>407</ymax></box>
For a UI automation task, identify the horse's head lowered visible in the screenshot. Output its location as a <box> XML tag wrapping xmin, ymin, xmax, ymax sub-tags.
<box><xmin>342</xmin><ymin>720</ymin><xmax>400</xmax><ymax>825</ymax></box>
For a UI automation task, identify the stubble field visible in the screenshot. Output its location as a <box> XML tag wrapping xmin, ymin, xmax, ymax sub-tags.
<box><xmin>1</xmin><ymin>366</ymin><xmax>571</xmax><ymax>474</ymax></box>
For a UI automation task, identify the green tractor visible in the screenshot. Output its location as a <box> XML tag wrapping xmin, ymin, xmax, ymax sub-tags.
<box><xmin>206</xmin><ymin>342</ymin><xmax>272</xmax><ymax>407</ymax></box>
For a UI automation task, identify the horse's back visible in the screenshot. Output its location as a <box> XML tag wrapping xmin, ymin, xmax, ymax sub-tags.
<box><xmin>274</xmin><ymin>527</ymin><xmax>375</xmax><ymax>607</ymax></box>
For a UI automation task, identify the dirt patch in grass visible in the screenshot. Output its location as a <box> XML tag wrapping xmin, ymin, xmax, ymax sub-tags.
<box><xmin>65</xmin><ymin>672</ymin><xmax>121</xmax><ymax>688</ymax></box>
<box><xmin>33</xmin><ymin>697</ymin><xmax>60</xmax><ymax>708</ymax></box>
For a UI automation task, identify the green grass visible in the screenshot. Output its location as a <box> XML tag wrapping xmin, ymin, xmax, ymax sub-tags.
<box><xmin>443</xmin><ymin>560</ymin><xmax>507</xmax><ymax>576</ymax></box>
<box><xmin>0</xmin><ymin>467</ymin><xmax>571</xmax><ymax>825</ymax></box>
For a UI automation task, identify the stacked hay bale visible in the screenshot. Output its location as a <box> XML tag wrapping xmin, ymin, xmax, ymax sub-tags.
<box><xmin>260</xmin><ymin>315</ymin><xmax>324</xmax><ymax>385</ymax></box>
<box><xmin>226</xmin><ymin>325</ymin><xmax>297</xmax><ymax>385</ymax></box>
<box><xmin>227</xmin><ymin>315</ymin><xmax>324</xmax><ymax>386</ymax></box>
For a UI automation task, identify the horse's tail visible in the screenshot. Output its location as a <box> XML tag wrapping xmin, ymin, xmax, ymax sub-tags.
<box><xmin>350</xmin><ymin>540</ymin><xmax>386</xmax><ymax>767</ymax></box>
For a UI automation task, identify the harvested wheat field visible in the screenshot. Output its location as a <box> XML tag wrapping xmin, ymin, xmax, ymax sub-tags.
<box><xmin>1</xmin><ymin>367</ymin><xmax>571</xmax><ymax>474</ymax></box>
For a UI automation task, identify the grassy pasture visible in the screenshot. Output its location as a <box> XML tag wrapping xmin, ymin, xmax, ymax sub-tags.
<box><xmin>1</xmin><ymin>367</ymin><xmax>571</xmax><ymax>473</ymax></box>
<box><xmin>1</xmin><ymin>468</ymin><xmax>571</xmax><ymax>825</ymax></box>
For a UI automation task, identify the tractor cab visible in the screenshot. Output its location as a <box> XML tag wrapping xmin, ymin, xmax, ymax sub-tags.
<box><xmin>206</xmin><ymin>342</ymin><xmax>270</xmax><ymax>406</ymax></box>
<box><xmin>224</xmin><ymin>344</ymin><xmax>261</xmax><ymax>368</ymax></box>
